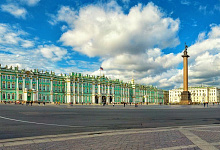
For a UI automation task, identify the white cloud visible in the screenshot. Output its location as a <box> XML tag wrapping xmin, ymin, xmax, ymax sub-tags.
<box><xmin>1</xmin><ymin>3</ymin><xmax>27</xmax><ymax>19</ymax></box>
<box><xmin>59</xmin><ymin>2</ymin><xmax>180</xmax><ymax>57</ymax></box>
<box><xmin>0</xmin><ymin>23</ymin><xmax>34</xmax><ymax>47</ymax></box>
<box><xmin>181</xmin><ymin>0</ymin><xmax>190</xmax><ymax>5</ymax></box>
<box><xmin>49</xmin><ymin>6</ymin><xmax>76</xmax><ymax>27</ymax></box>
<box><xmin>37</xmin><ymin>45</ymin><xmax>67</xmax><ymax>61</ymax></box>
<box><xmin>19</xmin><ymin>0</ymin><xmax>40</xmax><ymax>6</ymax></box>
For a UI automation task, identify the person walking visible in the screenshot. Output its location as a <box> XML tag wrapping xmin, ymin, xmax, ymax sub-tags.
<box><xmin>113</xmin><ymin>102</ymin><xmax>114</xmax><ymax>107</ymax></box>
<box><xmin>124</xmin><ymin>103</ymin><xmax>126</xmax><ymax>107</ymax></box>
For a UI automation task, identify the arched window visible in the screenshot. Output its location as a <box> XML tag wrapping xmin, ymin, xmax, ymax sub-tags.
<box><xmin>39</xmin><ymin>84</ymin><xmax>42</xmax><ymax>90</ymax></box>
<box><xmin>43</xmin><ymin>85</ymin><xmax>45</xmax><ymax>91</ymax></box>
<box><xmin>12</xmin><ymin>82</ymin><xmax>15</xmax><ymax>89</ymax></box>
<box><xmin>12</xmin><ymin>93</ymin><xmax>15</xmax><ymax>99</ymax></box>
<box><xmin>7</xmin><ymin>82</ymin><xmax>10</xmax><ymax>89</ymax></box>
<box><xmin>2</xmin><ymin>81</ymin><xmax>5</xmax><ymax>89</ymax></box>
<box><xmin>47</xmin><ymin>85</ymin><xmax>49</xmax><ymax>91</ymax></box>
<box><xmin>2</xmin><ymin>93</ymin><xmax>5</xmax><ymax>99</ymax></box>
<box><xmin>19</xmin><ymin>83</ymin><xmax>22</xmax><ymax>90</ymax></box>
<box><xmin>33</xmin><ymin>84</ymin><xmax>36</xmax><ymax>89</ymax></box>
<box><xmin>19</xmin><ymin>94</ymin><xmax>22</xmax><ymax>100</ymax></box>
<box><xmin>7</xmin><ymin>93</ymin><xmax>10</xmax><ymax>99</ymax></box>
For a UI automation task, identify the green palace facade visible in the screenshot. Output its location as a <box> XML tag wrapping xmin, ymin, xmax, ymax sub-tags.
<box><xmin>0</xmin><ymin>65</ymin><xmax>165</xmax><ymax>104</ymax></box>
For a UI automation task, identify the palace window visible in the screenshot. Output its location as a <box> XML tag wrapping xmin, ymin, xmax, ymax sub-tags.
<box><xmin>12</xmin><ymin>82</ymin><xmax>15</xmax><ymax>89</ymax></box>
<box><xmin>2</xmin><ymin>81</ymin><xmax>5</xmax><ymax>89</ymax></box>
<box><xmin>19</xmin><ymin>94</ymin><xmax>22</xmax><ymax>100</ymax></box>
<box><xmin>2</xmin><ymin>93</ymin><xmax>5</xmax><ymax>99</ymax></box>
<box><xmin>12</xmin><ymin>76</ymin><xmax>15</xmax><ymax>80</ymax></box>
<box><xmin>39</xmin><ymin>94</ymin><xmax>41</xmax><ymax>100</ymax></box>
<box><xmin>19</xmin><ymin>83</ymin><xmax>22</xmax><ymax>90</ymax></box>
<box><xmin>33</xmin><ymin>84</ymin><xmax>36</xmax><ymax>89</ymax></box>
<box><xmin>39</xmin><ymin>84</ymin><xmax>42</xmax><ymax>90</ymax></box>
<box><xmin>25</xmin><ymin>83</ymin><xmax>29</xmax><ymax>90</ymax></box>
<box><xmin>43</xmin><ymin>79</ymin><xmax>45</xmax><ymax>82</ymax></box>
<box><xmin>47</xmin><ymin>85</ymin><xmax>49</xmax><ymax>91</ymax></box>
<box><xmin>7</xmin><ymin>75</ymin><xmax>10</xmax><ymax>79</ymax></box>
<box><xmin>2</xmin><ymin>75</ymin><xmax>5</xmax><ymax>79</ymax></box>
<box><xmin>58</xmin><ymin>81</ymin><xmax>60</xmax><ymax>84</ymax></box>
<box><xmin>7</xmin><ymin>82</ymin><xmax>10</xmax><ymax>89</ymax></box>
<box><xmin>12</xmin><ymin>93</ymin><xmax>15</xmax><ymax>99</ymax></box>
<box><xmin>43</xmin><ymin>85</ymin><xmax>45</xmax><ymax>91</ymax></box>
<box><xmin>33</xmin><ymin>78</ymin><xmax>36</xmax><ymax>82</ymax></box>
<box><xmin>43</xmin><ymin>95</ymin><xmax>45</xmax><ymax>100</ymax></box>
<box><xmin>18</xmin><ymin>77</ymin><xmax>22</xmax><ymax>80</ymax></box>
<box><xmin>47</xmin><ymin>95</ymin><xmax>49</xmax><ymax>101</ymax></box>
<box><xmin>7</xmin><ymin>93</ymin><xmax>10</xmax><ymax>99</ymax></box>
<box><xmin>39</xmin><ymin>79</ymin><xmax>42</xmax><ymax>82</ymax></box>
<box><xmin>26</xmin><ymin>77</ymin><xmax>29</xmax><ymax>81</ymax></box>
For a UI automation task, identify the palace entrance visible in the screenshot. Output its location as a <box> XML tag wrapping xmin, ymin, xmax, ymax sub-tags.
<box><xmin>102</xmin><ymin>96</ymin><xmax>106</xmax><ymax>104</ymax></box>
<box><xmin>95</xmin><ymin>95</ymin><xmax>99</xmax><ymax>104</ymax></box>
<box><xmin>110</xmin><ymin>96</ymin><xmax>112</xmax><ymax>103</ymax></box>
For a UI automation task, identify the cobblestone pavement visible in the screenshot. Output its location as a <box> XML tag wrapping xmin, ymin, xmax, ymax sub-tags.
<box><xmin>1</xmin><ymin>124</ymin><xmax>220</xmax><ymax>150</ymax></box>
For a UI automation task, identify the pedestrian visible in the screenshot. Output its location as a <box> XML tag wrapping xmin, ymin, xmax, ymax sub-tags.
<box><xmin>30</xmin><ymin>101</ymin><xmax>33</xmax><ymax>106</ymax></box>
<box><xmin>43</xmin><ymin>102</ymin><xmax>45</xmax><ymax>106</ymax></box>
<box><xmin>113</xmin><ymin>102</ymin><xmax>114</xmax><ymax>107</ymax></box>
<box><xmin>124</xmin><ymin>103</ymin><xmax>126</xmax><ymax>107</ymax></box>
<box><xmin>213</xmin><ymin>102</ymin><xmax>214</xmax><ymax>106</ymax></box>
<box><xmin>204</xmin><ymin>102</ymin><xmax>206</xmax><ymax>107</ymax></box>
<box><xmin>207</xmin><ymin>102</ymin><xmax>208</xmax><ymax>107</ymax></box>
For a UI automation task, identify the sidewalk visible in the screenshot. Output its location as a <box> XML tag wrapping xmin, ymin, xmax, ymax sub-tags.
<box><xmin>1</xmin><ymin>124</ymin><xmax>220</xmax><ymax>150</ymax></box>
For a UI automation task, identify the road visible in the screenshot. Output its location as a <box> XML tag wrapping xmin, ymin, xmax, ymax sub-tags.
<box><xmin>0</xmin><ymin>103</ymin><xmax>220</xmax><ymax>140</ymax></box>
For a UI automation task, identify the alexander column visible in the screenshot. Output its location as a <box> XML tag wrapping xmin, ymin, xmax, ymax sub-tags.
<box><xmin>180</xmin><ymin>44</ymin><xmax>191</xmax><ymax>105</ymax></box>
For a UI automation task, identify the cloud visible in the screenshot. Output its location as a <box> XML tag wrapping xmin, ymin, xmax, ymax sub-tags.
<box><xmin>1</xmin><ymin>3</ymin><xmax>27</xmax><ymax>19</ymax></box>
<box><xmin>0</xmin><ymin>23</ymin><xmax>34</xmax><ymax>48</ymax></box>
<box><xmin>49</xmin><ymin>6</ymin><xmax>77</xmax><ymax>27</ymax></box>
<box><xmin>59</xmin><ymin>2</ymin><xmax>180</xmax><ymax>57</ymax></box>
<box><xmin>181</xmin><ymin>0</ymin><xmax>190</xmax><ymax>5</ymax></box>
<box><xmin>37</xmin><ymin>45</ymin><xmax>67</xmax><ymax>61</ymax></box>
<box><xmin>19</xmin><ymin>0</ymin><xmax>40</xmax><ymax>6</ymax></box>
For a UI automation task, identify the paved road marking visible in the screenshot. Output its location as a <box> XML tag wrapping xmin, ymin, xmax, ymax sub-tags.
<box><xmin>179</xmin><ymin>129</ymin><xmax>218</xmax><ymax>150</ymax></box>
<box><xmin>0</xmin><ymin>115</ymin><xmax>83</xmax><ymax>128</ymax></box>
<box><xmin>155</xmin><ymin>144</ymin><xmax>197</xmax><ymax>150</ymax></box>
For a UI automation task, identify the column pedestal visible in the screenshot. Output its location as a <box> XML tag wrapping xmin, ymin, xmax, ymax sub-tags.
<box><xmin>180</xmin><ymin>91</ymin><xmax>191</xmax><ymax>105</ymax></box>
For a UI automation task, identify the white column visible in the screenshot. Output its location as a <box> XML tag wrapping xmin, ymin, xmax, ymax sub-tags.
<box><xmin>66</xmin><ymin>78</ymin><xmax>71</xmax><ymax>103</ymax></box>
<box><xmin>16</xmin><ymin>74</ymin><xmax>19</xmax><ymax>100</ymax></box>
<box><xmin>128</xmin><ymin>88</ymin><xmax>130</xmax><ymax>103</ymax></box>
<box><xmin>98</xmin><ymin>83</ymin><xmax>101</xmax><ymax>103</ymax></box>
<box><xmin>22</xmin><ymin>75</ymin><xmax>25</xmax><ymax>92</ymax></box>
<box><xmin>77</xmin><ymin>80</ymin><xmax>80</xmax><ymax>103</ymax></box>
<box><xmin>81</xmin><ymin>81</ymin><xmax>84</xmax><ymax>103</ymax></box>
<box><xmin>112</xmin><ymin>85</ymin><xmax>115</xmax><ymax>103</ymax></box>
<box><xmin>50</xmin><ymin>78</ymin><xmax>53</xmax><ymax>103</ymax></box>
<box><xmin>133</xmin><ymin>87</ymin><xmax>135</xmax><ymax>103</ymax></box>
<box><xmin>23</xmin><ymin>88</ymin><xmax>27</xmax><ymax>101</ymax></box>
<box><xmin>92</xmin><ymin>82</ymin><xmax>95</xmax><ymax>103</ymax></box>
<box><xmin>73</xmin><ymin>79</ymin><xmax>76</xmax><ymax>104</ymax></box>
<box><xmin>107</xmin><ymin>84</ymin><xmax>110</xmax><ymax>103</ymax></box>
<box><xmin>36</xmin><ymin>77</ymin><xmax>39</xmax><ymax>101</ymax></box>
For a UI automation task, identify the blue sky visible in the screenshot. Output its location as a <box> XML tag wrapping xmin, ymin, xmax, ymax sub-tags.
<box><xmin>0</xmin><ymin>0</ymin><xmax>220</xmax><ymax>90</ymax></box>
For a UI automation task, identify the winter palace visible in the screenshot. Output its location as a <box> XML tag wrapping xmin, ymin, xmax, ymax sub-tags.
<box><xmin>0</xmin><ymin>65</ymin><xmax>165</xmax><ymax>104</ymax></box>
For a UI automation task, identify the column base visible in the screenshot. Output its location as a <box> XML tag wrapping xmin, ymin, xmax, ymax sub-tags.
<box><xmin>180</xmin><ymin>91</ymin><xmax>191</xmax><ymax>105</ymax></box>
